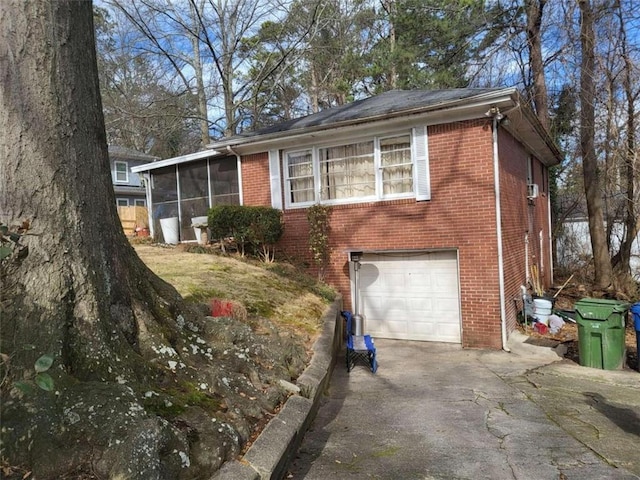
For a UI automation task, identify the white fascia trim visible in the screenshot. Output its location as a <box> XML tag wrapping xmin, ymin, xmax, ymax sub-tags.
<box><xmin>131</xmin><ymin>149</ymin><xmax>223</xmax><ymax>173</ymax></box>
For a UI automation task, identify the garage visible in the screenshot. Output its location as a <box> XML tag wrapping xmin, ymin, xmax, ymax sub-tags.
<box><xmin>352</xmin><ymin>250</ymin><xmax>461</xmax><ymax>343</ymax></box>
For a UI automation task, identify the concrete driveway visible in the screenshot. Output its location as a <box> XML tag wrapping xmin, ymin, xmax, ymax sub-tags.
<box><xmin>286</xmin><ymin>337</ymin><xmax>640</xmax><ymax>479</ymax></box>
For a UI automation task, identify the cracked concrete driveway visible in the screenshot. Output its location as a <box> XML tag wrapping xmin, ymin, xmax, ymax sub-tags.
<box><xmin>287</xmin><ymin>336</ymin><xmax>639</xmax><ymax>479</ymax></box>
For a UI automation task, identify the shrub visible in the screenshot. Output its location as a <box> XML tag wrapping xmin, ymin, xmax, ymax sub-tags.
<box><xmin>208</xmin><ymin>205</ymin><xmax>283</xmax><ymax>261</ymax></box>
<box><xmin>307</xmin><ymin>204</ymin><xmax>332</xmax><ymax>280</ymax></box>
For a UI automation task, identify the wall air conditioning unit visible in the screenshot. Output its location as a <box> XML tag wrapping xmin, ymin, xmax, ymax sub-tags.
<box><xmin>527</xmin><ymin>183</ymin><xmax>539</xmax><ymax>199</ymax></box>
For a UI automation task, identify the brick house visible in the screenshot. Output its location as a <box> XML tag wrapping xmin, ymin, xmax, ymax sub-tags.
<box><xmin>133</xmin><ymin>88</ymin><xmax>561</xmax><ymax>349</ymax></box>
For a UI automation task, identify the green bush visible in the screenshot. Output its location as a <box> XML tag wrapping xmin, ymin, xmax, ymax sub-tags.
<box><xmin>208</xmin><ymin>205</ymin><xmax>283</xmax><ymax>260</ymax></box>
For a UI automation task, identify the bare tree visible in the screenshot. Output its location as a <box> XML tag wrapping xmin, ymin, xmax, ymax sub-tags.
<box><xmin>578</xmin><ymin>0</ymin><xmax>613</xmax><ymax>289</ymax></box>
<box><xmin>525</xmin><ymin>0</ymin><xmax>550</xmax><ymax>128</ymax></box>
<box><xmin>609</xmin><ymin>0</ymin><xmax>639</xmax><ymax>278</ymax></box>
<box><xmin>109</xmin><ymin>0</ymin><xmax>297</xmax><ymax>138</ymax></box>
<box><xmin>108</xmin><ymin>0</ymin><xmax>214</xmax><ymax>144</ymax></box>
<box><xmin>96</xmin><ymin>6</ymin><xmax>200</xmax><ymax>156</ymax></box>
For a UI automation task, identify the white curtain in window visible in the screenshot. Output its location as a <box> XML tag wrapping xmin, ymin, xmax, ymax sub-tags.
<box><xmin>288</xmin><ymin>151</ymin><xmax>314</xmax><ymax>203</ymax></box>
<box><xmin>380</xmin><ymin>135</ymin><xmax>412</xmax><ymax>195</ymax></box>
<box><xmin>320</xmin><ymin>141</ymin><xmax>374</xmax><ymax>199</ymax></box>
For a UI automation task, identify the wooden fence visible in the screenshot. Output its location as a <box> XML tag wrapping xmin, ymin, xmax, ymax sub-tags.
<box><xmin>117</xmin><ymin>206</ymin><xmax>149</xmax><ymax>236</ymax></box>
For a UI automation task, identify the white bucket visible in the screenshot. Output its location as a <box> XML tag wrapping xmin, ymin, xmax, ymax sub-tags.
<box><xmin>191</xmin><ymin>216</ymin><xmax>208</xmax><ymax>244</ymax></box>
<box><xmin>159</xmin><ymin>216</ymin><xmax>179</xmax><ymax>244</ymax></box>
<box><xmin>533</xmin><ymin>298</ymin><xmax>553</xmax><ymax>325</ymax></box>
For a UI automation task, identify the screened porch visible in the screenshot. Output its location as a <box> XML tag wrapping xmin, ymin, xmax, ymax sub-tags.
<box><xmin>149</xmin><ymin>155</ymin><xmax>240</xmax><ymax>243</ymax></box>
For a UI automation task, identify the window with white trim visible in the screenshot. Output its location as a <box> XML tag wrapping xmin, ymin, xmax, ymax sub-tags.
<box><xmin>283</xmin><ymin>130</ymin><xmax>426</xmax><ymax>208</ymax></box>
<box><xmin>319</xmin><ymin>141</ymin><xmax>375</xmax><ymax>200</ymax></box>
<box><xmin>116</xmin><ymin>198</ymin><xmax>129</xmax><ymax>207</ymax></box>
<box><xmin>286</xmin><ymin>150</ymin><xmax>314</xmax><ymax>204</ymax></box>
<box><xmin>114</xmin><ymin>161</ymin><xmax>129</xmax><ymax>183</ymax></box>
<box><xmin>379</xmin><ymin>134</ymin><xmax>412</xmax><ymax>195</ymax></box>
<box><xmin>134</xmin><ymin>199</ymin><xmax>146</xmax><ymax>207</ymax></box>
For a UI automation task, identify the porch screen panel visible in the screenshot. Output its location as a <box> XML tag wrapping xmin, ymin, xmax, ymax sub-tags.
<box><xmin>380</xmin><ymin>135</ymin><xmax>412</xmax><ymax>195</ymax></box>
<box><xmin>179</xmin><ymin>160</ymin><xmax>208</xmax><ymax>241</ymax></box>
<box><xmin>151</xmin><ymin>166</ymin><xmax>178</xmax><ymax>242</ymax></box>
<box><xmin>287</xmin><ymin>150</ymin><xmax>314</xmax><ymax>204</ymax></box>
<box><xmin>320</xmin><ymin>141</ymin><xmax>374</xmax><ymax>200</ymax></box>
<box><xmin>209</xmin><ymin>157</ymin><xmax>240</xmax><ymax>206</ymax></box>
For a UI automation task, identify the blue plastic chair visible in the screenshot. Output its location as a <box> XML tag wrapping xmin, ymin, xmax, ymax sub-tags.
<box><xmin>341</xmin><ymin>311</ymin><xmax>377</xmax><ymax>373</ymax></box>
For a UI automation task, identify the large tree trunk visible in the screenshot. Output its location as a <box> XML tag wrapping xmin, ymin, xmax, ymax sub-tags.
<box><xmin>578</xmin><ymin>0</ymin><xmax>613</xmax><ymax>289</ymax></box>
<box><xmin>382</xmin><ymin>0</ymin><xmax>398</xmax><ymax>90</ymax></box>
<box><xmin>525</xmin><ymin>0</ymin><xmax>549</xmax><ymax>129</ymax></box>
<box><xmin>0</xmin><ymin>2</ymin><xmax>294</xmax><ymax>477</ymax></box>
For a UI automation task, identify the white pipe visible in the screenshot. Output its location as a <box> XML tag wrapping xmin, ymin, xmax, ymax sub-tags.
<box><xmin>143</xmin><ymin>172</ymin><xmax>154</xmax><ymax>238</ymax></box>
<box><xmin>353</xmin><ymin>260</ymin><xmax>360</xmax><ymax>316</ymax></box>
<box><xmin>521</xmin><ymin>285</ymin><xmax>528</xmax><ymax>327</ymax></box>
<box><xmin>525</xmin><ymin>232</ymin><xmax>529</xmax><ymax>286</ymax></box>
<box><xmin>492</xmin><ymin>114</ymin><xmax>510</xmax><ymax>352</ymax></box>
<box><xmin>227</xmin><ymin>146</ymin><xmax>243</xmax><ymax>205</ymax></box>
<box><xmin>547</xmin><ymin>192</ymin><xmax>554</xmax><ymax>284</ymax></box>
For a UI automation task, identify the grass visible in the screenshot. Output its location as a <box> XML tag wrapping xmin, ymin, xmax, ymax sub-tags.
<box><xmin>133</xmin><ymin>244</ymin><xmax>334</xmax><ymax>339</ymax></box>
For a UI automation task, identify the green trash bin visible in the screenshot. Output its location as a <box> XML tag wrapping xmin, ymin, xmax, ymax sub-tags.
<box><xmin>574</xmin><ymin>298</ymin><xmax>629</xmax><ymax>370</ymax></box>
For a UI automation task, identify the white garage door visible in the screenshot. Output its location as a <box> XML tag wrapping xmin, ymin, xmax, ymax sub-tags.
<box><xmin>354</xmin><ymin>251</ymin><xmax>461</xmax><ymax>343</ymax></box>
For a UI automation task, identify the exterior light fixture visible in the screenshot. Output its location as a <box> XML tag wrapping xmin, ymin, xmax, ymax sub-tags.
<box><xmin>350</xmin><ymin>251</ymin><xmax>363</xmax><ymax>263</ymax></box>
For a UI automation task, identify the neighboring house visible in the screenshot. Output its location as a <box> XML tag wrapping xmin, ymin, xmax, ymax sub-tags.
<box><xmin>556</xmin><ymin>196</ymin><xmax>640</xmax><ymax>279</ymax></box>
<box><xmin>109</xmin><ymin>145</ymin><xmax>158</xmax><ymax>207</ymax></box>
<box><xmin>133</xmin><ymin>88</ymin><xmax>561</xmax><ymax>349</ymax></box>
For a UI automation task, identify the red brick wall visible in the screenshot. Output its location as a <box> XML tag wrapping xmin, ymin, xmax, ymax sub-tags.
<box><xmin>498</xmin><ymin>129</ymin><xmax>551</xmax><ymax>335</ymax></box>
<box><xmin>239</xmin><ymin>119</ymin><xmax>552</xmax><ymax>349</ymax></box>
<box><xmin>241</xmin><ymin>153</ymin><xmax>272</xmax><ymax>206</ymax></box>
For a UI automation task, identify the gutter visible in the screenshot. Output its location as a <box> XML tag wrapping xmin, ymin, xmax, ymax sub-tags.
<box><xmin>491</xmin><ymin>112</ymin><xmax>510</xmax><ymax>352</ymax></box>
<box><xmin>131</xmin><ymin>148</ymin><xmax>222</xmax><ymax>173</ymax></box>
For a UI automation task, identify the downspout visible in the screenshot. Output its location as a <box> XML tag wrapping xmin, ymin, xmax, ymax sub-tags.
<box><xmin>525</xmin><ymin>231</ymin><xmax>529</xmax><ymax>286</ymax></box>
<box><xmin>547</xmin><ymin>192</ymin><xmax>554</xmax><ymax>284</ymax></box>
<box><xmin>492</xmin><ymin>114</ymin><xmax>510</xmax><ymax>352</ymax></box>
<box><xmin>175</xmin><ymin>164</ymin><xmax>182</xmax><ymax>241</ymax></box>
<box><xmin>227</xmin><ymin>146</ymin><xmax>243</xmax><ymax>205</ymax></box>
<box><xmin>143</xmin><ymin>172</ymin><xmax>154</xmax><ymax>238</ymax></box>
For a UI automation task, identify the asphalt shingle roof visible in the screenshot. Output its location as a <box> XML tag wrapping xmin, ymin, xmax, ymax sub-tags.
<box><xmin>234</xmin><ymin>88</ymin><xmax>503</xmax><ymax>139</ymax></box>
<box><xmin>108</xmin><ymin>145</ymin><xmax>159</xmax><ymax>161</ymax></box>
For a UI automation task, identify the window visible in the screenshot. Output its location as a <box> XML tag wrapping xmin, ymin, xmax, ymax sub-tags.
<box><xmin>380</xmin><ymin>134</ymin><xmax>412</xmax><ymax>195</ymax></box>
<box><xmin>286</xmin><ymin>150</ymin><xmax>314</xmax><ymax>204</ymax></box>
<box><xmin>114</xmin><ymin>161</ymin><xmax>129</xmax><ymax>183</ymax></box>
<box><xmin>283</xmin><ymin>130</ymin><xmax>424</xmax><ymax>208</ymax></box>
<box><xmin>134</xmin><ymin>199</ymin><xmax>146</xmax><ymax>207</ymax></box>
<box><xmin>319</xmin><ymin>141</ymin><xmax>374</xmax><ymax>200</ymax></box>
<box><xmin>116</xmin><ymin>198</ymin><xmax>129</xmax><ymax>207</ymax></box>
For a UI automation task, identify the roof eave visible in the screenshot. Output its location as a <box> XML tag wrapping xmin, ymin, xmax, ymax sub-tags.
<box><xmin>131</xmin><ymin>148</ymin><xmax>224</xmax><ymax>173</ymax></box>
<box><xmin>502</xmin><ymin>92</ymin><xmax>563</xmax><ymax>166</ymax></box>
